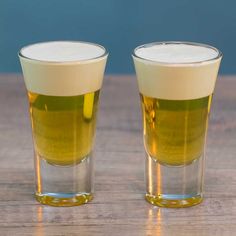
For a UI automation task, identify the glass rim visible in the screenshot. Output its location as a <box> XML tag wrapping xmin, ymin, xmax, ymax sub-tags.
<box><xmin>18</xmin><ymin>40</ymin><xmax>108</xmax><ymax>64</ymax></box>
<box><xmin>132</xmin><ymin>41</ymin><xmax>222</xmax><ymax>65</ymax></box>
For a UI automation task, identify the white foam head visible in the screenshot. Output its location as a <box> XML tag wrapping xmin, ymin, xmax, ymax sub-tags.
<box><xmin>19</xmin><ymin>41</ymin><xmax>108</xmax><ymax>96</ymax></box>
<box><xmin>133</xmin><ymin>42</ymin><xmax>222</xmax><ymax>100</ymax></box>
<box><xmin>135</xmin><ymin>43</ymin><xmax>219</xmax><ymax>64</ymax></box>
<box><xmin>20</xmin><ymin>41</ymin><xmax>106</xmax><ymax>62</ymax></box>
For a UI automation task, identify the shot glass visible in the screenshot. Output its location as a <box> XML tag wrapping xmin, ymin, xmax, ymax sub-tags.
<box><xmin>19</xmin><ymin>41</ymin><xmax>108</xmax><ymax>206</ymax></box>
<box><xmin>132</xmin><ymin>42</ymin><xmax>222</xmax><ymax>207</ymax></box>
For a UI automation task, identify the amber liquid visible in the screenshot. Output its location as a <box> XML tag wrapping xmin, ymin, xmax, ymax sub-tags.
<box><xmin>28</xmin><ymin>90</ymin><xmax>99</xmax><ymax>166</ymax></box>
<box><xmin>141</xmin><ymin>93</ymin><xmax>212</xmax><ymax>166</ymax></box>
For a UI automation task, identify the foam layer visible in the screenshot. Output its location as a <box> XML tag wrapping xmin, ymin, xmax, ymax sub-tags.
<box><xmin>19</xmin><ymin>41</ymin><xmax>107</xmax><ymax>96</ymax></box>
<box><xmin>135</xmin><ymin>43</ymin><xmax>219</xmax><ymax>63</ymax></box>
<box><xmin>133</xmin><ymin>43</ymin><xmax>222</xmax><ymax>100</ymax></box>
<box><xmin>20</xmin><ymin>41</ymin><xmax>106</xmax><ymax>62</ymax></box>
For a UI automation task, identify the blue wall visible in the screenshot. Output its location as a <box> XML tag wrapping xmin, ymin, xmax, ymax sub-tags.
<box><xmin>0</xmin><ymin>0</ymin><xmax>235</xmax><ymax>74</ymax></box>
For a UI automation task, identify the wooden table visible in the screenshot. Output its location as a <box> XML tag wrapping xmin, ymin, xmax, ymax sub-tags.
<box><xmin>0</xmin><ymin>75</ymin><xmax>235</xmax><ymax>236</ymax></box>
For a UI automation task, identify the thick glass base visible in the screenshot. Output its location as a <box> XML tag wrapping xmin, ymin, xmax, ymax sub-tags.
<box><xmin>146</xmin><ymin>154</ymin><xmax>204</xmax><ymax>208</ymax></box>
<box><xmin>145</xmin><ymin>193</ymin><xmax>202</xmax><ymax>208</ymax></box>
<box><xmin>34</xmin><ymin>152</ymin><xmax>93</xmax><ymax>207</ymax></box>
<box><xmin>35</xmin><ymin>192</ymin><xmax>93</xmax><ymax>207</ymax></box>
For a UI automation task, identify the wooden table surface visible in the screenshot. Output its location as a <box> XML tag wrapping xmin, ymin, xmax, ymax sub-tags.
<box><xmin>0</xmin><ymin>75</ymin><xmax>235</xmax><ymax>236</ymax></box>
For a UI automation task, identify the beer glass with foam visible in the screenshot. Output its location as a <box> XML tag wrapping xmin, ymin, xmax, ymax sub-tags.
<box><xmin>133</xmin><ymin>42</ymin><xmax>222</xmax><ymax>207</ymax></box>
<box><xmin>19</xmin><ymin>41</ymin><xmax>108</xmax><ymax>206</ymax></box>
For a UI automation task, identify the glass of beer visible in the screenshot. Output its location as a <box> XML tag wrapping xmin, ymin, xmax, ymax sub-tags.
<box><xmin>132</xmin><ymin>42</ymin><xmax>222</xmax><ymax>207</ymax></box>
<box><xmin>19</xmin><ymin>41</ymin><xmax>108</xmax><ymax>206</ymax></box>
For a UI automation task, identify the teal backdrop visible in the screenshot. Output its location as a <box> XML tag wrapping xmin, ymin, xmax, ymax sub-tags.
<box><xmin>0</xmin><ymin>0</ymin><xmax>235</xmax><ymax>74</ymax></box>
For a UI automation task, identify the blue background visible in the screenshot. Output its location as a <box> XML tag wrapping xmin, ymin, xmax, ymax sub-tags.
<box><xmin>0</xmin><ymin>0</ymin><xmax>235</xmax><ymax>74</ymax></box>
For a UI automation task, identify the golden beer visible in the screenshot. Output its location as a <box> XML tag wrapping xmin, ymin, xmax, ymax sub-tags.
<box><xmin>19</xmin><ymin>41</ymin><xmax>107</xmax><ymax>206</ymax></box>
<box><xmin>141</xmin><ymin>93</ymin><xmax>212</xmax><ymax>166</ymax></box>
<box><xmin>133</xmin><ymin>41</ymin><xmax>222</xmax><ymax>207</ymax></box>
<box><xmin>29</xmin><ymin>90</ymin><xmax>99</xmax><ymax>166</ymax></box>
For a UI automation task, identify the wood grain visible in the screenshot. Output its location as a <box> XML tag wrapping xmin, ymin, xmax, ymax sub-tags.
<box><xmin>0</xmin><ymin>74</ymin><xmax>235</xmax><ymax>236</ymax></box>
